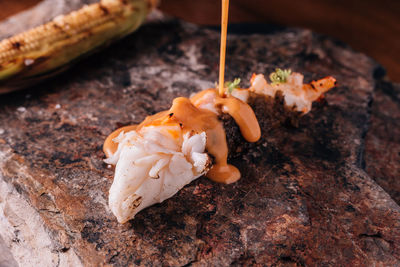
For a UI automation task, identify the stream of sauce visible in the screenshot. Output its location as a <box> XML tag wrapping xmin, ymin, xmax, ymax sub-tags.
<box><xmin>103</xmin><ymin>0</ymin><xmax>261</xmax><ymax>184</ymax></box>
<box><xmin>219</xmin><ymin>0</ymin><xmax>229</xmax><ymax>96</ymax></box>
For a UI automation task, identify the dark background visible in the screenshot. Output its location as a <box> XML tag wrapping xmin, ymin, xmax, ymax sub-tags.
<box><xmin>0</xmin><ymin>0</ymin><xmax>399</xmax><ymax>81</ymax></box>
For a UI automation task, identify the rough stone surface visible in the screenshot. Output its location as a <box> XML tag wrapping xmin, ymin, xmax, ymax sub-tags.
<box><xmin>365</xmin><ymin>81</ymin><xmax>400</xmax><ymax>205</ymax></box>
<box><xmin>1</xmin><ymin>4</ymin><xmax>400</xmax><ymax>267</ymax></box>
<box><xmin>0</xmin><ymin>236</ymin><xmax>17</xmax><ymax>267</ymax></box>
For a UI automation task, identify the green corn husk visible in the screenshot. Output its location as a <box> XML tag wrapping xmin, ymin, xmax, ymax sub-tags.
<box><xmin>0</xmin><ymin>0</ymin><xmax>156</xmax><ymax>94</ymax></box>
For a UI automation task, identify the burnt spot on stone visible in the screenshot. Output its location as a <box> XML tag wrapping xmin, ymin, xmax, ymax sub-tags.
<box><xmin>13</xmin><ymin>183</ymin><xmax>25</xmax><ymax>194</ymax></box>
<box><xmin>56</xmin><ymin>123</ymin><xmax>76</xmax><ymax>132</ymax></box>
<box><xmin>278</xmin><ymin>255</ymin><xmax>300</xmax><ymax>265</ymax></box>
<box><xmin>359</xmin><ymin>232</ymin><xmax>383</xmax><ymax>239</ymax></box>
<box><xmin>158</xmin><ymin>40</ymin><xmax>184</xmax><ymax>59</ymax></box>
<box><xmin>112</xmin><ymin>70</ymin><xmax>131</xmax><ymax>87</ymax></box>
<box><xmin>108</xmin><ymin>252</ymin><xmax>120</xmax><ymax>264</ymax></box>
<box><xmin>231</xmin><ymin>253</ymin><xmax>258</xmax><ymax>266</ymax></box>
<box><xmin>345</xmin><ymin>205</ymin><xmax>356</xmax><ymax>212</ymax></box>
<box><xmin>340</xmin><ymin>176</ymin><xmax>361</xmax><ymax>192</ymax></box>
<box><xmin>304</xmin><ymin>52</ymin><xmax>321</xmax><ymax>62</ymax></box>
<box><xmin>81</xmin><ymin>225</ymin><xmax>100</xmax><ymax>243</ymax></box>
<box><xmin>200</xmin><ymin>209</ymin><xmax>217</xmax><ymax>222</ymax></box>
<box><xmin>60</xmin><ymin>247</ymin><xmax>70</xmax><ymax>253</ymax></box>
<box><xmin>312</xmin><ymin>140</ymin><xmax>341</xmax><ymax>162</ymax></box>
<box><xmin>50</xmin><ymin>151</ymin><xmax>83</xmax><ymax>165</ymax></box>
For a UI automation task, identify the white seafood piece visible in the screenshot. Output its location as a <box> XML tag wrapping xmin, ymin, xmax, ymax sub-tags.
<box><xmin>191</xmin><ymin>89</ymin><xmax>219</xmax><ymax>114</ymax></box>
<box><xmin>107</xmin><ymin>125</ymin><xmax>210</xmax><ymax>223</ymax></box>
<box><xmin>250</xmin><ymin>74</ymin><xmax>276</xmax><ymax>97</ymax></box>
<box><xmin>231</xmin><ymin>88</ymin><xmax>249</xmax><ymax>103</ymax></box>
<box><xmin>249</xmin><ymin>72</ymin><xmax>325</xmax><ymax>114</ymax></box>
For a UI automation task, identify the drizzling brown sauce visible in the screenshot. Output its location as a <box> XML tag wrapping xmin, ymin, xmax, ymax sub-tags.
<box><xmin>218</xmin><ymin>0</ymin><xmax>230</xmax><ymax>96</ymax></box>
<box><xmin>103</xmin><ymin>0</ymin><xmax>260</xmax><ymax>184</ymax></box>
<box><xmin>103</xmin><ymin>89</ymin><xmax>261</xmax><ymax>184</ymax></box>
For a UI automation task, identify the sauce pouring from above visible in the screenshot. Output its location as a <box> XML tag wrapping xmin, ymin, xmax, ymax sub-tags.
<box><xmin>104</xmin><ymin>0</ymin><xmax>261</xmax><ymax>184</ymax></box>
<box><xmin>219</xmin><ymin>0</ymin><xmax>230</xmax><ymax>97</ymax></box>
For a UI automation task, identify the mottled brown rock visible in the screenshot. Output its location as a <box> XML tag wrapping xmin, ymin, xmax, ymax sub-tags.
<box><xmin>365</xmin><ymin>81</ymin><xmax>400</xmax><ymax>204</ymax></box>
<box><xmin>1</xmin><ymin>6</ymin><xmax>400</xmax><ymax>267</ymax></box>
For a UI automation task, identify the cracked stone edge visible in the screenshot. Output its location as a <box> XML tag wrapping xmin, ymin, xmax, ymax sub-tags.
<box><xmin>0</xmin><ymin>149</ymin><xmax>83</xmax><ymax>267</ymax></box>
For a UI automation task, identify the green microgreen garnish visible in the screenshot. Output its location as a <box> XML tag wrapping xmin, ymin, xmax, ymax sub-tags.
<box><xmin>269</xmin><ymin>68</ymin><xmax>292</xmax><ymax>85</ymax></box>
<box><xmin>225</xmin><ymin>78</ymin><xmax>241</xmax><ymax>94</ymax></box>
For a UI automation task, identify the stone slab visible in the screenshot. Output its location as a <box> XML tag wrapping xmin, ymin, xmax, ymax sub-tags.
<box><xmin>1</xmin><ymin>2</ymin><xmax>400</xmax><ymax>266</ymax></box>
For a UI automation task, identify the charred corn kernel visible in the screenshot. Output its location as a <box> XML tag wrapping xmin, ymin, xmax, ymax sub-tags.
<box><xmin>0</xmin><ymin>0</ymin><xmax>158</xmax><ymax>94</ymax></box>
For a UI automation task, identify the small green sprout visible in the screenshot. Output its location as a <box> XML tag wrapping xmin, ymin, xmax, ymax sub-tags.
<box><xmin>225</xmin><ymin>78</ymin><xmax>241</xmax><ymax>94</ymax></box>
<box><xmin>269</xmin><ymin>68</ymin><xmax>292</xmax><ymax>85</ymax></box>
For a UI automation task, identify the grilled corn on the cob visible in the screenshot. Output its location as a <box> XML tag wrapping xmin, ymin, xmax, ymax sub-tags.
<box><xmin>0</xmin><ymin>0</ymin><xmax>157</xmax><ymax>94</ymax></box>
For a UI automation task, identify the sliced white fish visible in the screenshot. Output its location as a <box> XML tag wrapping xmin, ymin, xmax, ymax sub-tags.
<box><xmin>107</xmin><ymin>125</ymin><xmax>210</xmax><ymax>223</ymax></box>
